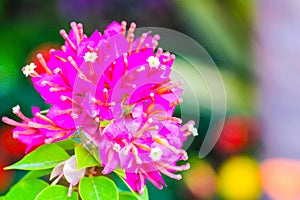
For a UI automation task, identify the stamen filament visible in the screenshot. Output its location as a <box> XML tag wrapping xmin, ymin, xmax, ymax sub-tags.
<box><xmin>121</xmin><ymin>21</ymin><xmax>127</xmax><ymax>36</ymax></box>
<box><xmin>128</xmin><ymin>33</ymin><xmax>134</xmax><ymax>55</ymax></box>
<box><xmin>102</xmin><ymin>150</ymin><xmax>114</xmax><ymax>174</ymax></box>
<box><xmin>152</xmin><ymin>34</ymin><xmax>160</xmax><ymax>50</ymax></box>
<box><xmin>140</xmin><ymin>168</ymin><xmax>164</xmax><ymax>189</ymax></box>
<box><xmin>60</xmin><ymin>29</ymin><xmax>77</xmax><ymax>51</ymax></box>
<box><xmin>123</xmin><ymin>53</ymin><xmax>128</xmax><ymax>73</ymax></box>
<box><xmin>61</xmin><ymin>45</ymin><xmax>66</xmax><ymax>52</ymax></box>
<box><xmin>157</xmin><ymin>162</ymin><xmax>190</xmax><ymax>171</ymax></box>
<box><xmin>132</xmin><ymin>142</ymin><xmax>151</xmax><ymax>151</ymax></box>
<box><xmin>67</xmin><ymin>56</ymin><xmax>89</xmax><ymax>80</ymax></box>
<box><xmin>138</xmin><ymin>170</ymin><xmax>145</xmax><ymax>194</ymax></box>
<box><xmin>126</xmin><ymin>22</ymin><xmax>136</xmax><ymax>41</ymax></box>
<box><xmin>28</xmin><ymin>121</ymin><xmax>62</xmax><ymax>131</ymax></box>
<box><xmin>12</xmin><ymin>106</ymin><xmax>31</xmax><ymax>122</ymax></box>
<box><xmin>51</xmin><ymin>173</ymin><xmax>64</xmax><ymax>186</ymax></box>
<box><xmin>2</xmin><ymin>117</ymin><xmax>30</xmax><ymax>129</ymax></box>
<box><xmin>52</xmin><ymin>52</ymin><xmax>68</xmax><ymax>62</ymax></box>
<box><xmin>45</xmin><ymin>131</ymin><xmax>69</xmax><ymax>143</ymax></box>
<box><xmin>13</xmin><ymin>129</ymin><xmax>37</xmax><ymax>138</ymax></box>
<box><xmin>163</xmin><ymin>54</ymin><xmax>175</xmax><ymax>63</ymax></box>
<box><xmin>169</xmin><ymin>98</ymin><xmax>183</xmax><ymax>107</ymax></box>
<box><xmin>35</xmin><ymin>112</ymin><xmax>56</xmax><ymax>126</ymax></box>
<box><xmin>142</xmin><ymin>43</ymin><xmax>150</xmax><ymax>52</ymax></box>
<box><xmin>77</xmin><ymin>23</ymin><xmax>83</xmax><ymax>40</ymax></box>
<box><xmin>49</xmin><ymin>87</ymin><xmax>70</xmax><ymax>92</ymax></box>
<box><xmin>159</xmin><ymin>167</ymin><xmax>182</xmax><ymax>180</ymax></box>
<box><xmin>89</xmin><ymin>62</ymin><xmax>94</xmax><ymax>77</ymax></box>
<box><xmin>156</xmin><ymin>48</ymin><xmax>163</xmax><ymax>57</ymax></box>
<box><xmin>70</xmin><ymin>22</ymin><xmax>80</xmax><ymax>45</ymax></box>
<box><xmin>156</xmin><ymin>81</ymin><xmax>183</xmax><ymax>94</ymax></box>
<box><xmin>153</xmin><ymin>136</ymin><xmax>180</xmax><ymax>154</ymax></box>
<box><xmin>135</xmin><ymin>33</ymin><xmax>147</xmax><ymax>53</ymax></box>
<box><xmin>37</xmin><ymin>53</ymin><xmax>53</xmax><ymax>75</ymax></box>
<box><xmin>132</xmin><ymin>145</ymin><xmax>142</xmax><ymax>164</ymax></box>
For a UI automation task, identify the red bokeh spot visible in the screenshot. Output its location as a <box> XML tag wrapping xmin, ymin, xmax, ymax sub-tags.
<box><xmin>215</xmin><ymin>116</ymin><xmax>256</xmax><ymax>154</ymax></box>
<box><xmin>0</xmin><ymin>125</ymin><xmax>27</xmax><ymax>158</ymax></box>
<box><xmin>0</xmin><ymin>161</ymin><xmax>15</xmax><ymax>193</ymax></box>
<box><xmin>27</xmin><ymin>43</ymin><xmax>60</xmax><ymax>74</ymax></box>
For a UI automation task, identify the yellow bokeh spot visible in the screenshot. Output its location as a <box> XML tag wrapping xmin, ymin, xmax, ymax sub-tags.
<box><xmin>218</xmin><ymin>156</ymin><xmax>262</xmax><ymax>200</ymax></box>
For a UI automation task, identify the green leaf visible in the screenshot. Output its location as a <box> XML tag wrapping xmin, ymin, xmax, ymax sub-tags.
<box><xmin>79</xmin><ymin>176</ymin><xmax>118</xmax><ymax>200</ymax></box>
<box><xmin>92</xmin><ymin>147</ymin><xmax>102</xmax><ymax>164</ymax></box>
<box><xmin>5</xmin><ymin>179</ymin><xmax>48</xmax><ymax>200</ymax></box>
<box><xmin>119</xmin><ymin>192</ymin><xmax>138</xmax><ymax>200</ymax></box>
<box><xmin>139</xmin><ymin>187</ymin><xmax>148</xmax><ymax>200</ymax></box>
<box><xmin>116</xmin><ymin>174</ymin><xmax>148</xmax><ymax>200</ymax></box>
<box><xmin>114</xmin><ymin>168</ymin><xmax>126</xmax><ymax>179</ymax></box>
<box><xmin>34</xmin><ymin>185</ymin><xmax>78</xmax><ymax>200</ymax></box>
<box><xmin>21</xmin><ymin>169</ymin><xmax>53</xmax><ymax>180</ymax></box>
<box><xmin>131</xmin><ymin>186</ymin><xmax>148</xmax><ymax>200</ymax></box>
<box><xmin>75</xmin><ymin>145</ymin><xmax>100</xmax><ymax>170</ymax></box>
<box><xmin>0</xmin><ymin>196</ymin><xmax>4</xmax><ymax>200</ymax></box>
<box><xmin>55</xmin><ymin>139</ymin><xmax>79</xmax><ymax>150</ymax></box>
<box><xmin>100</xmin><ymin>119</ymin><xmax>113</xmax><ymax>127</ymax></box>
<box><xmin>5</xmin><ymin>144</ymin><xmax>70</xmax><ymax>170</ymax></box>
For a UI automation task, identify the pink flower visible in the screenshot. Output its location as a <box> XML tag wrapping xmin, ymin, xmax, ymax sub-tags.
<box><xmin>97</xmin><ymin>115</ymin><xmax>193</xmax><ymax>193</ymax></box>
<box><xmin>2</xmin><ymin>105</ymin><xmax>75</xmax><ymax>153</ymax></box>
<box><xmin>2</xmin><ymin>21</ymin><xmax>197</xmax><ymax>194</ymax></box>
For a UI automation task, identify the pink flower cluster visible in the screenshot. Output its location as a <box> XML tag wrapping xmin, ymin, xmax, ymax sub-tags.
<box><xmin>2</xmin><ymin>21</ymin><xmax>197</xmax><ymax>193</ymax></box>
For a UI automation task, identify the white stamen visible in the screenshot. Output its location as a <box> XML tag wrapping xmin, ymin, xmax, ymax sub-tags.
<box><xmin>53</xmin><ymin>68</ymin><xmax>62</xmax><ymax>74</ymax></box>
<box><xmin>12</xmin><ymin>105</ymin><xmax>20</xmax><ymax>114</ymax></box>
<box><xmin>91</xmin><ymin>110</ymin><xmax>98</xmax><ymax>118</ymax></box>
<box><xmin>147</xmin><ymin>56</ymin><xmax>160</xmax><ymax>68</ymax></box>
<box><xmin>91</xmin><ymin>97</ymin><xmax>97</xmax><ymax>103</ymax></box>
<box><xmin>188</xmin><ymin>124</ymin><xmax>198</xmax><ymax>136</ymax></box>
<box><xmin>95</xmin><ymin>117</ymin><xmax>100</xmax><ymax>123</ymax></box>
<box><xmin>113</xmin><ymin>143</ymin><xmax>121</xmax><ymax>152</ymax></box>
<box><xmin>136</xmin><ymin>66</ymin><xmax>145</xmax><ymax>72</ymax></box>
<box><xmin>22</xmin><ymin>63</ymin><xmax>37</xmax><ymax>77</ymax></box>
<box><xmin>148</xmin><ymin>118</ymin><xmax>153</xmax><ymax>123</ymax></box>
<box><xmin>13</xmin><ymin>132</ymin><xmax>18</xmax><ymax>139</ymax></box>
<box><xmin>60</xmin><ymin>95</ymin><xmax>67</xmax><ymax>101</ymax></box>
<box><xmin>45</xmin><ymin>138</ymin><xmax>52</xmax><ymax>144</ymax></box>
<box><xmin>83</xmin><ymin>52</ymin><xmax>98</xmax><ymax>63</ymax></box>
<box><xmin>71</xmin><ymin>113</ymin><xmax>78</xmax><ymax>119</ymax></box>
<box><xmin>150</xmin><ymin>92</ymin><xmax>154</xmax><ymax>97</ymax></box>
<box><xmin>150</xmin><ymin>147</ymin><xmax>163</xmax><ymax>161</ymax></box>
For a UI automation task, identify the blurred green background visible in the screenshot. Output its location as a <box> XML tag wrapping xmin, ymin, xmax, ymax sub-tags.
<box><xmin>0</xmin><ymin>0</ymin><xmax>259</xmax><ymax>199</ymax></box>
